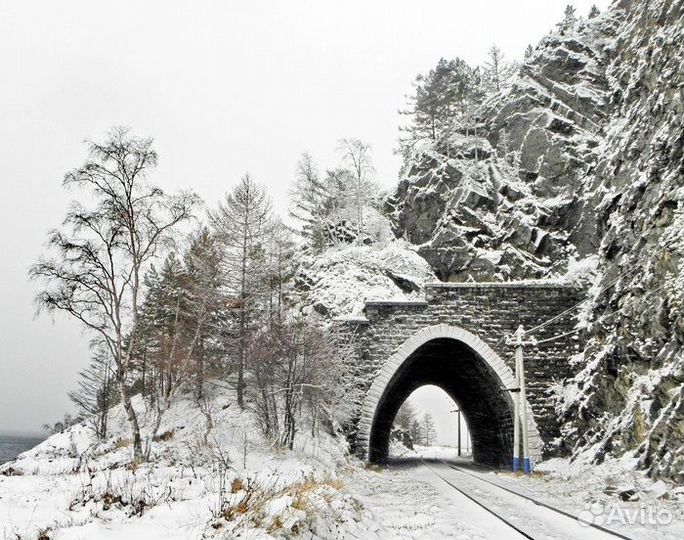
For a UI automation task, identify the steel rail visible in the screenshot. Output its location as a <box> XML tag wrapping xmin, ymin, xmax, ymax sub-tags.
<box><xmin>441</xmin><ymin>460</ymin><xmax>637</xmax><ymax>540</ymax></box>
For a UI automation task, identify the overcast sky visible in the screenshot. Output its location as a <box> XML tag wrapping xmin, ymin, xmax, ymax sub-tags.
<box><xmin>0</xmin><ymin>0</ymin><xmax>610</xmax><ymax>435</ymax></box>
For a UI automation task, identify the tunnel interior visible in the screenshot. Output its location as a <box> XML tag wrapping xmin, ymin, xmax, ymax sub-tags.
<box><xmin>368</xmin><ymin>338</ymin><xmax>514</xmax><ymax>467</ymax></box>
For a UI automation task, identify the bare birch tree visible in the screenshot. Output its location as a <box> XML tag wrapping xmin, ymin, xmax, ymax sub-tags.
<box><xmin>246</xmin><ymin>317</ymin><xmax>338</xmax><ymax>449</ymax></box>
<box><xmin>337</xmin><ymin>138</ymin><xmax>376</xmax><ymax>243</ymax></box>
<box><xmin>30</xmin><ymin>127</ymin><xmax>199</xmax><ymax>462</ymax></box>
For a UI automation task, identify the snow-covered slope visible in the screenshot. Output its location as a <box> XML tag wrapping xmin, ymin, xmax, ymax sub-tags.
<box><xmin>0</xmin><ymin>387</ymin><xmax>366</xmax><ymax>539</ymax></box>
<box><xmin>6</xmin><ymin>402</ymin><xmax>681</xmax><ymax>540</ymax></box>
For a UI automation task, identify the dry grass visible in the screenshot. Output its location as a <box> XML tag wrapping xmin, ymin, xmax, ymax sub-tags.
<box><xmin>152</xmin><ymin>430</ymin><xmax>174</xmax><ymax>442</ymax></box>
<box><xmin>498</xmin><ymin>469</ymin><xmax>547</xmax><ymax>480</ymax></box>
<box><xmin>113</xmin><ymin>437</ymin><xmax>131</xmax><ymax>449</ymax></box>
<box><xmin>230</xmin><ymin>477</ymin><xmax>245</xmax><ymax>493</ymax></box>
<box><xmin>214</xmin><ymin>474</ymin><xmax>345</xmax><ymax>533</ymax></box>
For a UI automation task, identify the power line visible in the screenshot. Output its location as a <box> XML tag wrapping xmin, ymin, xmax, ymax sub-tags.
<box><xmin>525</xmin><ymin>264</ymin><xmax>640</xmax><ymax>337</ymax></box>
<box><xmin>524</xmin><ymin>276</ymin><xmax>673</xmax><ymax>346</ymax></box>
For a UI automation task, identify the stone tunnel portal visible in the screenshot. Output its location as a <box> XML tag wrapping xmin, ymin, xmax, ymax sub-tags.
<box><xmin>368</xmin><ymin>337</ymin><xmax>515</xmax><ymax>467</ymax></box>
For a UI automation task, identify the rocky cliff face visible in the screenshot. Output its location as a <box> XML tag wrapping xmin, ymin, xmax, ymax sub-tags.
<box><xmin>386</xmin><ymin>6</ymin><xmax>620</xmax><ymax>282</ymax></box>
<box><xmin>554</xmin><ymin>0</ymin><xmax>684</xmax><ymax>482</ymax></box>
<box><xmin>386</xmin><ymin>0</ymin><xmax>684</xmax><ymax>480</ymax></box>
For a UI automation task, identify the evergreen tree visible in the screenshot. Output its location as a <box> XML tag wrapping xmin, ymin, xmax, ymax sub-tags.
<box><xmin>262</xmin><ymin>220</ymin><xmax>297</xmax><ymax>322</ymax></box>
<box><xmin>484</xmin><ymin>45</ymin><xmax>503</xmax><ymax>93</ymax></box>
<box><xmin>557</xmin><ymin>5</ymin><xmax>577</xmax><ymax>35</ymax></box>
<box><xmin>182</xmin><ymin>228</ymin><xmax>225</xmax><ymax>397</ymax></box>
<box><xmin>394</xmin><ymin>400</ymin><xmax>417</xmax><ymax>431</ymax></box>
<box><xmin>134</xmin><ymin>228</ymin><xmax>225</xmax><ymax>450</ymax></box>
<box><xmin>409</xmin><ymin>418</ymin><xmax>424</xmax><ymax>444</ymax></box>
<box><xmin>524</xmin><ymin>44</ymin><xmax>534</xmax><ymax>59</ymax></box>
<box><xmin>588</xmin><ymin>4</ymin><xmax>600</xmax><ymax>18</ymax></box>
<box><xmin>210</xmin><ymin>174</ymin><xmax>273</xmax><ymax>409</ymax></box>
<box><xmin>400</xmin><ymin>57</ymin><xmax>481</xmax><ymax>144</ymax></box>
<box><xmin>69</xmin><ymin>342</ymin><xmax>114</xmax><ymax>439</ymax></box>
<box><xmin>483</xmin><ymin>45</ymin><xmax>519</xmax><ymax>95</ymax></box>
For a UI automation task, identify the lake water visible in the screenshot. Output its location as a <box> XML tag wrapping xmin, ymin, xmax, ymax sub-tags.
<box><xmin>0</xmin><ymin>434</ymin><xmax>44</xmax><ymax>465</ymax></box>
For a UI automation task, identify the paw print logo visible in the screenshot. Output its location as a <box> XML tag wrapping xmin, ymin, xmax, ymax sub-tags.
<box><xmin>577</xmin><ymin>502</ymin><xmax>604</xmax><ymax>526</ymax></box>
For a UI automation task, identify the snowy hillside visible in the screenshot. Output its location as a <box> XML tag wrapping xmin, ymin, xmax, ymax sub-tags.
<box><xmin>0</xmin><ymin>387</ymin><xmax>363</xmax><ymax>539</ymax></box>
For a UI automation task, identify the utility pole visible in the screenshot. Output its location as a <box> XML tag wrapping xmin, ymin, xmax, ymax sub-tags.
<box><xmin>508</xmin><ymin>325</ymin><xmax>534</xmax><ymax>475</ymax></box>
<box><xmin>450</xmin><ymin>407</ymin><xmax>463</xmax><ymax>458</ymax></box>
<box><xmin>457</xmin><ymin>409</ymin><xmax>462</xmax><ymax>457</ymax></box>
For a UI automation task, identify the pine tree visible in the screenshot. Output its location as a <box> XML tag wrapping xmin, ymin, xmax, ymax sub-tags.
<box><xmin>182</xmin><ymin>228</ymin><xmax>225</xmax><ymax>397</ymax></box>
<box><xmin>394</xmin><ymin>400</ymin><xmax>417</xmax><ymax>431</ymax></box>
<box><xmin>134</xmin><ymin>228</ymin><xmax>225</xmax><ymax>450</ymax></box>
<box><xmin>483</xmin><ymin>45</ymin><xmax>518</xmax><ymax>94</ymax></box>
<box><xmin>588</xmin><ymin>4</ymin><xmax>600</xmax><ymax>19</ymax></box>
<box><xmin>524</xmin><ymin>44</ymin><xmax>534</xmax><ymax>59</ymax></box>
<box><xmin>484</xmin><ymin>45</ymin><xmax>504</xmax><ymax>93</ymax></box>
<box><xmin>210</xmin><ymin>174</ymin><xmax>273</xmax><ymax>409</ymax></box>
<box><xmin>262</xmin><ymin>220</ymin><xmax>297</xmax><ymax>322</ymax></box>
<box><xmin>409</xmin><ymin>418</ymin><xmax>424</xmax><ymax>445</ymax></box>
<box><xmin>557</xmin><ymin>5</ymin><xmax>577</xmax><ymax>35</ymax></box>
<box><xmin>69</xmin><ymin>342</ymin><xmax>114</xmax><ymax>439</ymax></box>
<box><xmin>400</xmin><ymin>57</ymin><xmax>481</xmax><ymax>145</ymax></box>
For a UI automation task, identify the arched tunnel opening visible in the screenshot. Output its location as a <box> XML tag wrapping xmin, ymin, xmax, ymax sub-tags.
<box><xmin>368</xmin><ymin>338</ymin><xmax>514</xmax><ymax>467</ymax></box>
<box><xmin>389</xmin><ymin>385</ymin><xmax>472</xmax><ymax>460</ymax></box>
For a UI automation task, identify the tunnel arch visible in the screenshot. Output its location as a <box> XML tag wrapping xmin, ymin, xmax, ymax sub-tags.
<box><xmin>358</xmin><ymin>324</ymin><xmax>541</xmax><ymax>466</ymax></box>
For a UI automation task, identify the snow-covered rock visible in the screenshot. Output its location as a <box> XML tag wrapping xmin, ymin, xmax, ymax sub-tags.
<box><xmin>295</xmin><ymin>241</ymin><xmax>435</xmax><ymax>318</ymax></box>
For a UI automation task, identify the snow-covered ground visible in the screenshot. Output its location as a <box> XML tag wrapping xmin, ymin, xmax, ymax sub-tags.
<box><xmin>381</xmin><ymin>445</ymin><xmax>684</xmax><ymax>540</ymax></box>
<box><xmin>2</xmin><ymin>400</ymin><xmax>682</xmax><ymax>540</ymax></box>
<box><xmin>0</xmin><ymin>386</ymin><xmax>362</xmax><ymax>539</ymax></box>
<box><xmin>506</xmin><ymin>455</ymin><xmax>684</xmax><ymax>540</ymax></box>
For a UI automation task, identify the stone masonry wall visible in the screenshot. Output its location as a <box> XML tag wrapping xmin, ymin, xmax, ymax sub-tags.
<box><xmin>338</xmin><ymin>282</ymin><xmax>586</xmax><ymax>458</ymax></box>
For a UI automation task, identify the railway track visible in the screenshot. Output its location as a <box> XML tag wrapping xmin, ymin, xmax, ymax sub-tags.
<box><xmin>420</xmin><ymin>458</ymin><xmax>637</xmax><ymax>540</ymax></box>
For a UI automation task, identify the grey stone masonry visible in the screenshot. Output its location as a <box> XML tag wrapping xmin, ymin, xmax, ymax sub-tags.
<box><xmin>337</xmin><ymin>281</ymin><xmax>586</xmax><ymax>464</ymax></box>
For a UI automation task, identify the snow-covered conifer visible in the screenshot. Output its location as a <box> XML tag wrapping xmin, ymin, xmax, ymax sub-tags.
<box><xmin>210</xmin><ymin>174</ymin><xmax>273</xmax><ymax>409</ymax></box>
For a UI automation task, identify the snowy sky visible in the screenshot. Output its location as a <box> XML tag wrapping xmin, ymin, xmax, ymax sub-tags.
<box><xmin>0</xmin><ymin>0</ymin><xmax>611</xmax><ymax>434</ymax></box>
